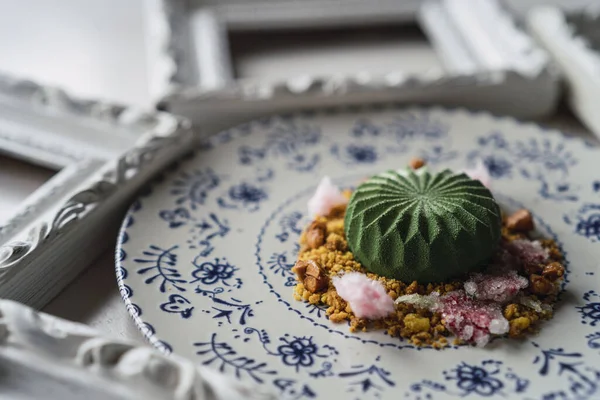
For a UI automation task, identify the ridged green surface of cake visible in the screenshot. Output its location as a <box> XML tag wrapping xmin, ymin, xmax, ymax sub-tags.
<box><xmin>344</xmin><ymin>168</ymin><xmax>502</xmax><ymax>283</ymax></box>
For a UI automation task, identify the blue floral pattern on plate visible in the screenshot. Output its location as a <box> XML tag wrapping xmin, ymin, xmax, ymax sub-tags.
<box><xmin>170</xmin><ymin>168</ymin><xmax>221</xmax><ymax>210</ymax></box>
<box><xmin>116</xmin><ymin>108</ymin><xmax>600</xmax><ymax>399</ymax></box>
<box><xmin>467</xmin><ymin>132</ymin><xmax>580</xmax><ymax>201</ymax></box>
<box><xmin>564</xmin><ymin>204</ymin><xmax>600</xmax><ymax>242</ymax></box>
<box><xmin>407</xmin><ymin>360</ymin><xmax>528</xmax><ymax>399</ymax></box>
<box><xmin>239</xmin><ymin>120</ymin><xmax>321</xmax><ymax>172</ymax></box>
<box><xmin>578</xmin><ymin>291</ymin><xmax>600</xmax><ymax>326</ymax></box>
<box><xmin>191</xmin><ymin>257</ymin><xmax>241</xmax><ymax>287</ymax></box>
<box><xmin>334</xmin><ymin>113</ymin><xmax>457</xmax><ymax>167</ymax></box>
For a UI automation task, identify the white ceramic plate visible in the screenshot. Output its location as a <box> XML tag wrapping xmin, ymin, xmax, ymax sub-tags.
<box><xmin>116</xmin><ymin>107</ymin><xmax>600</xmax><ymax>399</ymax></box>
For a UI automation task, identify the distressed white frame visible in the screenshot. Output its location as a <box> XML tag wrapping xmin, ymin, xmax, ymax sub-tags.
<box><xmin>144</xmin><ymin>0</ymin><xmax>426</xmax><ymax>96</ymax></box>
<box><xmin>145</xmin><ymin>0</ymin><xmax>559</xmax><ymax>134</ymax></box>
<box><xmin>528</xmin><ymin>6</ymin><xmax>600</xmax><ymax>138</ymax></box>
<box><xmin>190</xmin><ymin>0</ymin><xmax>424</xmax><ymax>30</ymax></box>
<box><xmin>501</xmin><ymin>0</ymin><xmax>599</xmax><ymax>20</ymax></box>
<box><xmin>0</xmin><ymin>299</ymin><xmax>271</xmax><ymax>400</ymax></box>
<box><xmin>0</xmin><ymin>73</ymin><xmax>194</xmax><ymax>309</ymax></box>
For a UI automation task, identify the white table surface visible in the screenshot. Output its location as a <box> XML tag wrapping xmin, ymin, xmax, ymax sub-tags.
<box><xmin>0</xmin><ymin>0</ymin><xmax>598</xmax><ymax>346</ymax></box>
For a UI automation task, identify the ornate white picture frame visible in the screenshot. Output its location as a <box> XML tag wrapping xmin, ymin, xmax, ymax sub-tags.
<box><xmin>145</xmin><ymin>0</ymin><xmax>559</xmax><ymax>134</ymax></box>
<box><xmin>528</xmin><ymin>6</ymin><xmax>600</xmax><ymax>137</ymax></box>
<box><xmin>0</xmin><ymin>299</ymin><xmax>270</xmax><ymax>400</ymax></box>
<box><xmin>0</xmin><ymin>73</ymin><xmax>193</xmax><ymax>309</ymax></box>
<box><xmin>502</xmin><ymin>0</ymin><xmax>598</xmax><ymax>19</ymax></box>
<box><xmin>185</xmin><ymin>0</ymin><xmax>424</xmax><ymax>30</ymax></box>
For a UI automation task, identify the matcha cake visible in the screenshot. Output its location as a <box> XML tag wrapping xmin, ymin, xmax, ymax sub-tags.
<box><xmin>344</xmin><ymin>168</ymin><xmax>502</xmax><ymax>283</ymax></box>
<box><xmin>291</xmin><ymin>160</ymin><xmax>565</xmax><ymax>347</ymax></box>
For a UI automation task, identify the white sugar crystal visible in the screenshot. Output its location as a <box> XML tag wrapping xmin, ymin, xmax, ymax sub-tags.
<box><xmin>461</xmin><ymin>325</ymin><xmax>474</xmax><ymax>341</ymax></box>
<box><xmin>542</xmin><ymin>303</ymin><xmax>553</xmax><ymax>313</ymax></box>
<box><xmin>464</xmin><ymin>281</ymin><xmax>477</xmax><ymax>296</ymax></box>
<box><xmin>518</xmin><ymin>296</ymin><xmax>543</xmax><ymax>313</ymax></box>
<box><xmin>475</xmin><ymin>333</ymin><xmax>491</xmax><ymax>348</ymax></box>
<box><xmin>394</xmin><ymin>293</ymin><xmax>440</xmax><ymax>310</ymax></box>
<box><xmin>489</xmin><ymin>318</ymin><xmax>509</xmax><ymax>335</ymax></box>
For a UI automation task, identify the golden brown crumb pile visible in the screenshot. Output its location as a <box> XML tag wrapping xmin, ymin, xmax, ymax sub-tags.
<box><xmin>292</xmin><ymin>191</ymin><xmax>565</xmax><ymax>348</ymax></box>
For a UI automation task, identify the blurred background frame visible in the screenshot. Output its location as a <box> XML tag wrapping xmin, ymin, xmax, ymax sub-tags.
<box><xmin>529</xmin><ymin>5</ymin><xmax>600</xmax><ymax>137</ymax></box>
<box><xmin>146</xmin><ymin>0</ymin><xmax>561</xmax><ymax>134</ymax></box>
<box><xmin>0</xmin><ymin>72</ymin><xmax>192</xmax><ymax>309</ymax></box>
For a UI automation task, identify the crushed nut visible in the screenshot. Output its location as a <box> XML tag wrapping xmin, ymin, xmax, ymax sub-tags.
<box><xmin>305</xmin><ymin>221</ymin><xmax>326</xmax><ymax>249</ymax></box>
<box><xmin>403</xmin><ymin>313</ymin><xmax>431</xmax><ymax>334</ymax></box>
<box><xmin>405</xmin><ymin>281</ymin><xmax>419</xmax><ymax>294</ymax></box>
<box><xmin>509</xmin><ymin>317</ymin><xmax>531</xmax><ymax>337</ymax></box>
<box><xmin>504</xmin><ymin>303</ymin><xmax>519</xmax><ymax>320</ymax></box>
<box><xmin>294</xmin><ymin>259</ymin><xmax>329</xmax><ymax>293</ymax></box>
<box><xmin>542</xmin><ymin>262</ymin><xmax>565</xmax><ymax>282</ymax></box>
<box><xmin>506</xmin><ymin>209</ymin><xmax>534</xmax><ymax>232</ymax></box>
<box><xmin>327</xmin><ymin>204</ymin><xmax>347</xmax><ymax>219</ymax></box>
<box><xmin>409</xmin><ymin>157</ymin><xmax>426</xmax><ymax>170</ymax></box>
<box><xmin>413</xmin><ymin>331</ymin><xmax>432</xmax><ymax>342</ymax></box>
<box><xmin>305</xmin><ymin>261</ymin><xmax>323</xmax><ymax>278</ymax></box>
<box><xmin>540</xmin><ymin>239</ymin><xmax>563</xmax><ymax>261</ymax></box>
<box><xmin>304</xmin><ymin>276</ymin><xmax>328</xmax><ymax>293</ymax></box>
<box><xmin>530</xmin><ymin>274</ymin><xmax>555</xmax><ymax>296</ymax></box>
<box><xmin>522</xmin><ymin>263</ymin><xmax>543</xmax><ymax>276</ymax></box>
<box><xmin>325</xmin><ymin>233</ymin><xmax>348</xmax><ymax>252</ymax></box>
<box><xmin>292</xmin><ymin>260</ymin><xmax>309</xmax><ymax>281</ymax></box>
<box><xmin>329</xmin><ymin>311</ymin><xmax>350</xmax><ymax>323</ymax></box>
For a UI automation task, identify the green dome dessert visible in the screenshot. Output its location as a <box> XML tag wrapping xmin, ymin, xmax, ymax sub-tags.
<box><xmin>344</xmin><ymin>168</ymin><xmax>502</xmax><ymax>283</ymax></box>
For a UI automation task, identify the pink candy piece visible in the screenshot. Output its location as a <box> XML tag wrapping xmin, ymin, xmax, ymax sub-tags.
<box><xmin>395</xmin><ymin>290</ymin><xmax>510</xmax><ymax>347</ymax></box>
<box><xmin>504</xmin><ymin>239</ymin><xmax>549</xmax><ymax>267</ymax></box>
<box><xmin>332</xmin><ymin>272</ymin><xmax>395</xmax><ymax>319</ymax></box>
<box><xmin>462</xmin><ymin>159</ymin><xmax>492</xmax><ymax>189</ymax></box>
<box><xmin>464</xmin><ymin>269</ymin><xmax>529</xmax><ymax>303</ymax></box>
<box><xmin>307</xmin><ymin>176</ymin><xmax>348</xmax><ymax>218</ymax></box>
<box><xmin>434</xmin><ymin>291</ymin><xmax>509</xmax><ymax>347</ymax></box>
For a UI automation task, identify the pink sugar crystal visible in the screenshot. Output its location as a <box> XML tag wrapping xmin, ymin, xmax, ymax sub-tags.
<box><xmin>307</xmin><ymin>176</ymin><xmax>348</xmax><ymax>218</ymax></box>
<box><xmin>332</xmin><ymin>272</ymin><xmax>395</xmax><ymax>319</ymax></box>
<box><xmin>462</xmin><ymin>159</ymin><xmax>492</xmax><ymax>188</ymax></box>
<box><xmin>464</xmin><ymin>269</ymin><xmax>529</xmax><ymax>302</ymax></box>
<box><xmin>434</xmin><ymin>291</ymin><xmax>509</xmax><ymax>347</ymax></box>
<box><xmin>396</xmin><ymin>290</ymin><xmax>509</xmax><ymax>346</ymax></box>
<box><xmin>505</xmin><ymin>239</ymin><xmax>549</xmax><ymax>266</ymax></box>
